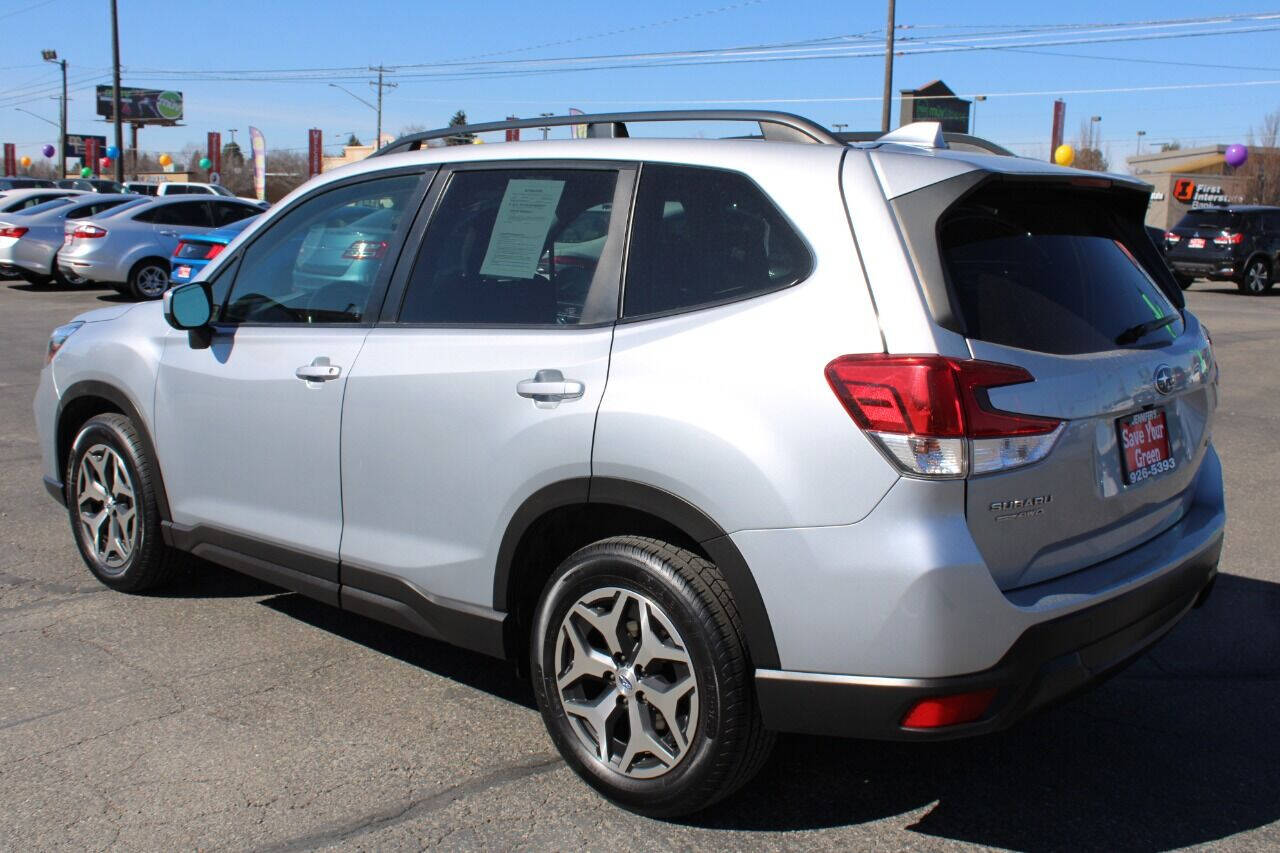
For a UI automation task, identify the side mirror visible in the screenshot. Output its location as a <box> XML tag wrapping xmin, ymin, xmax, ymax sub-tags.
<box><xmin>163</xmin><ymin>282</ymin><xmax>213</xmax><ymax>330</ymax></box>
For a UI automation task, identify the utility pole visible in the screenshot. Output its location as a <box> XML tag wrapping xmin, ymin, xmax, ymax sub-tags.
<box><xmin>41</xmin><ymin>50</ymin><xmax>67</xmax><ymax>178</ymax></box>
<box><xmin>368</xmin><ymin>66</ymin><xmax>397</xmax><ymax>150</ymax></box>
<box><xmin>539</xmin><ymin>112</ymin><xmax>554</xmax><ymax>140</ymax></box>
<box><xmin>880</xmin><ymin>0</ymin><xmax>896</xmax><ymax>133</ymax></box>
<box><xmin>110</xmin><ymin>0</ymin><xmax>124</xmax><ymax>183</ymax></box>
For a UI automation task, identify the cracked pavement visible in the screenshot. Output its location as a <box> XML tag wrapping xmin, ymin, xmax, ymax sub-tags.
<box><xmin>2</xmin><ymin>278</ymin><xmax>1278</xmax><ymax>851</ymax></box>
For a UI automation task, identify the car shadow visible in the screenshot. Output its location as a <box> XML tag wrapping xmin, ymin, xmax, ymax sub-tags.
<box><xmin>96</xmin><ymin>292</ymin><xmax>136</xmax><ymax>303</ymax></box>
<box><xmin>1192</xmin><ymin>285</ymin><xmax>1280</xmax><ymax>297</ymax></box>
<box><xmin>191</xmin><ymin>570</ymin><xmax>1278</xmax><ymax>845</ymax></box>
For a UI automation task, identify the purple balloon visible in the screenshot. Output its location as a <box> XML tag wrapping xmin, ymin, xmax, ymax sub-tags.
<box><xmin>41</xmin><ymin>144</ymin><xmax>56</xmax><ymax>158</ymax></box>
<box><xmin>1225</xmin><ymin>144</ymin><xmax>1248</xmax><ymax>168</ymax></box>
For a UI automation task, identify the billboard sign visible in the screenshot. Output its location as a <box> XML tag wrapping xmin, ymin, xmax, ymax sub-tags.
<box><xmin>64</xmin><ymin>134</ymin><xmax>108</xmax><ymax>159</ymax></box>
<box><xmin>96</xmin><ymin>86</ymin><xmax>184</xmax><ymax>123</ymax></box>
<box><xmin>899</xmin><ymin>80</ymin><xmax>971</xmax><ymax>134</ymax></box>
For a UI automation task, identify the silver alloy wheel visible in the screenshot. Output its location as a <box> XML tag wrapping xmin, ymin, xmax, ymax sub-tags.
<box><xmin>75</xmin><ymin>443</ymin><xmax>137</xmax><ymax>573</ymax></box>
<box><xmin>555</xmin><ymin>586</ymin><xmax>699</xmax><ymax>779</ymax></box>
<box><xmin>1247</xmin><ymin>261</ymin><xmax>1269</xmax><ymax>293</ymax></box>
<box><xmin>135</xmin><ymin>264</ymin><xmax>168</xmax><ymax>297</ymax></box>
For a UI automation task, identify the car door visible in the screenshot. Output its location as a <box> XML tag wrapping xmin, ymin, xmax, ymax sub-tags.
<box><xmin>339</xmin><ymin>163</ymin><xmax>633</xmax><ymax>609</ymax></box>
<box><xmin>145</xmin><ymin>200</ymin><xmax>215</xmax><ymax>255</ymax></box>
<box><xmin>154</xmin><ymin>169</ymin><xmax>430</xmax><ymax>587</ymax></box>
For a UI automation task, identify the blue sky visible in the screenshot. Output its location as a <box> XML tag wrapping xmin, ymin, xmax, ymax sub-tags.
<box><xmin>2</xmin><ymin>0</ymin><xmax>1278</xmax><ymax>169</ymax></box>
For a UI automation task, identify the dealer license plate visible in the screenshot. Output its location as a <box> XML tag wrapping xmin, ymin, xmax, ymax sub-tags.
<box><xmin>175</xmin><ymin>265</ymin><xmax>192</xmax><ymax>279</ymax></box>
<box><xmin>1118</xmin><ymin>408</ymin><xmax>1175</xmax><ymax>485</ymax></box>
<box><xmin>1188</xmin><ymin>237</ymin><xmax>1206</xmax><ymax>249</ymax></box>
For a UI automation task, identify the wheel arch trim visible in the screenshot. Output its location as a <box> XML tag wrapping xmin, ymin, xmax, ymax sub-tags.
<box><xmin>493</xmin><ymin>476</ymin><xmax>781</xmax><ymax>669</ymax></box>
<box><xmin>57</xmin><ymin>379</ymin><xmax>171</xmax><ymax>521</ymax></box>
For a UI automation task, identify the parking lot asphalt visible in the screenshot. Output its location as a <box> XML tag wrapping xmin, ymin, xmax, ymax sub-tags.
<box><xmin>1</xmin><ymin>276</ymin><xmax>1277</xmax><ymax>851</ymax></box>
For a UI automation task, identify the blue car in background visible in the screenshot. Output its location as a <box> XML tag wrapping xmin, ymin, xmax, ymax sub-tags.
<box><xmin>169</xmin><ymin>217</ymin><xmax>258</xmax><ymax>285</ymax></box>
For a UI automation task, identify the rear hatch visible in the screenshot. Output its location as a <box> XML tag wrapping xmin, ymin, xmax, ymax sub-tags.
<box><xmin>1163</xmin><ymin>208</ymin><xmax>1243</xmax><ymax>270</ymax></box>
<box><xmin>910</xmin><ymin>177</ymin><xmax>1216</xmax><ymax>590</ymax></box>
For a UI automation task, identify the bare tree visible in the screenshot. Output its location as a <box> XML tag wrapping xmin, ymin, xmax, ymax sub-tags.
<box><xmin>1238</xmin><ymin>110</ymin><xmax>1280</xmax><ymax>205</ymax></box>
<box><xmin>1073</xmin><ymin>119</ymin><xmax>1110</xmax><ymax>172</ymax></box>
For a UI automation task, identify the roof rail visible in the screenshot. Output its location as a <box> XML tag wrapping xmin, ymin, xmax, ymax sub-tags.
<box><xmin>372</xmin><ymin>110</ymin><xmax>842</xmax><ymax>156</ymax></box>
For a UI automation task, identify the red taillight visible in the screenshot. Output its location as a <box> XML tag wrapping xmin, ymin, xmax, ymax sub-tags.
<box><xmin>342</xmin><ymin>239</ymin><xmax>388</xmax><ymax>260</ymax></box>
<box><xmin>824</xmin><ymin>356</ymin><xmax>1059</xmax><ymax>438</ymax></box>
<box><xmin>0</xmin><ymin>226</ymin><xmax>28</xmax><ymax>239</ymax></box>
<box><xmin>72</xmin><ymin>224</ymin><xmax>107</xmax><ymax>239</ymax></box>
<box><xmin>204</xmin><ymin>243</ymin><xmax>225</xmax><ymax>260</ymax></box>
<box><xmin>1213</xmin><ymin>232</ymin><xmax>1244</xmax><ymax>245</ymax></box>
<box><xmin>1164</xmin><ymin>231</ymin><xmax>1181</xmax><ymax>243</ymax></box>
<box><xmin>825</xmin><ymin>355</ymin><xmax>1063</xmax><ymax>478</ymax></box>
<box><xmin>172</xmin><ymin>240</ymin><xmax>189</xmax><ymax>258</ymax></box>
<box><xmin>901</xmin><ymin>689</ymin><xmax>998</xmax><ymax>729</ymax></box>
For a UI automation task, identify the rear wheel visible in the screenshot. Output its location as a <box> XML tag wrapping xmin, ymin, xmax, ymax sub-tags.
<box><xmin>66</xmin><ymin>413</ymin><xmax>183</xmax><ymax>592</ymax></box>
<box><xmin>128</xmin><ymin>260</ymin><xmax>169</xmax><ymax>300</ymax></box>
<box><xmin>1238</xmin><ymin>258</ymin><xmax>1272</xmax><ymax>295</ymax></box>
<box><xmin>531</xmin><ymin>536</ymin><xmax>774</xmax><ymax>817</ymax></box>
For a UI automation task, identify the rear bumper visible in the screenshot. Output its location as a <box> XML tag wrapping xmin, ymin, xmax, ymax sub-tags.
<box><xmin>755</xmin><ymin>493</ymin><xmax>1223</xmax><ymax>740</ymax></box>
<box><xmin>1168</xmin><ymin>256</ymin><xmax>1240</xmax><ymax>280</ymax></box>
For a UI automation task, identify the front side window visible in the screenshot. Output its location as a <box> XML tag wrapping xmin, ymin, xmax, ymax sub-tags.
<box><xmin>622</xmin><ymin>165</ymin><xmax>812</xmax><ymax>318</ymax></box>
<box><xmin>220</xmin><ymin>173</ymin><xmax>420</xmax><ymax>325</ymax></box>
<box><xmin>139</xmin><ymin>202</ymin><xmax>211</xmax><ymax>227</ymax></box>
<box><xmin>398</xmin><ymin>168</ymin><xmax>620</xmax><ymax>326</ymax></box>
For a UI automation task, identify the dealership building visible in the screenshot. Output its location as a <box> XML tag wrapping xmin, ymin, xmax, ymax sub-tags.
<box><xmin>1126</xmin><ymin>145</ymin><xmax>1277</xmax><ymax>229</ymax></box>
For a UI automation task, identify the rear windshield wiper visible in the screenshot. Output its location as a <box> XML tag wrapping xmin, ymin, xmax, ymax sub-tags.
<box><xmin>1115</xmin><ymin>314</ymin><xmax>1177</xmax><ymax>346</ymax></box>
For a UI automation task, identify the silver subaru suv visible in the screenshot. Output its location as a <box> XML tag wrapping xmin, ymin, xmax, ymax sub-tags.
<box><xmin>34</xmin><ymin>111</ymin><xmax>1224</xmax><ymax>817</ymax></box>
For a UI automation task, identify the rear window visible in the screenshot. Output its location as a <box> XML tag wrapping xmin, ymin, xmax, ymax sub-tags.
<box><xmin>1174</xmin><ymin>209</ymin><xmax>1242</xmax><ymax>230</ymax></box>
<box><xmin>940</xmin><ymin>184</ymin><xmax>1183</xmax><ymax>354</ymax></box>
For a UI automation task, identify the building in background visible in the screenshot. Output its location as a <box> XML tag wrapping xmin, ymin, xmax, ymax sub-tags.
<box><xmin>1128</xmin><ymin>145</ymin><xmax>1280</xmax><ymax>229</ymax></box>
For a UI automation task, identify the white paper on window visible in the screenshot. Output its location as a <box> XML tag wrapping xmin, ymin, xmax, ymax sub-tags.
<box><xmin>478</xmin><ymin>179</ymin><xmax>565</xmax><ymax>279</ymax></box>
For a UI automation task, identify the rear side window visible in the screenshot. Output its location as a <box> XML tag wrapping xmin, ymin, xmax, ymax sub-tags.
<box><xmin>940</xmin><ymin>184</ymin><xmax>1183</xmax><ymax>354</ymax></box>
<box><xmin>1174</xmin><ymin>209</ymin><xmax>1241</xmax><ymax>231</ymax></box>
<box><xmin>623</xmin><ymin>165</ymin><xmax>811</xmax><ymax>318</ymax></box>
<box><xmin>399</xmin><ymin>168</ymin><xmax>620</xmax><ymax>326</ymax></box>
<box><xmin>137</xmin><ymin>202</ymin><xmax>212</xmax><ymax>227</ymax></box>
<box><xmin>211</xmin><ymin>201</ymin><xmax>257</xmax><ymax>226</ymax></box>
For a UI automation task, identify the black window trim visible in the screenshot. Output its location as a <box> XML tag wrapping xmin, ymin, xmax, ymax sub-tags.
<box><xmin>379</xmin><ymin>158</ymin><xmax>638</xmax><ymax>330</ymax></box>
<box><xmin>206</xmin><ymin>165</ymin><xmax>437</xmax><ymax>331</ymax></box>
<box><xmin>616</xmin><ymin>161</ymin><xmax>817</xmax><ymax>325</ymax></box>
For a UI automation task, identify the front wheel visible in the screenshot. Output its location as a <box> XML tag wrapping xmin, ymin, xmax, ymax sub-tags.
<box><xmin>66</xmin><ymin>413</ymin><xmax>183</xmax><ymax>592</ymax></box>
<box><xmin>531</xmin><ymin>536</ymin><xmax>774</xmax><ymax>817</ymax></box>
<box><xmin>1238</xmin><ymin>259</ymin><xmax>1272</xmax><ymax>295</ymax></box>
<box><xmin>128</xmin><ymin>260</ymin><xmax>169</xmax><ymax>300</ymax></box>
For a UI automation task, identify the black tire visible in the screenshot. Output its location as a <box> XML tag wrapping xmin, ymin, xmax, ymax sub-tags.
<box><xmin>127</xmin><ymin>259</ymin><xmax>170</xmax><ymax>300</ymax></box>
<box><xmin>531</xmin><ymin>536</ymin><xmax>774</xmax><ymax>817</ymax></box>
<box><xmin>1238</xmin><ymin>258</ymin><xmax>1272</xmax><ymax>295</ymax></box>
<box><xmin>65</xmin><ymin>413</ymin><xmax>183</xmax><ymax>592</ymax></box>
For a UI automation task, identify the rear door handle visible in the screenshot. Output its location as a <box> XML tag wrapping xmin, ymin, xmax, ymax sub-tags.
<box><xmin>517</xmin><ymin>369</ymin><xmax>584</xmax><ymax>405</ymax></box>
<box><xmin>296</xmin><ymin>356</ymin><xmax>341</xmax><ymax>382</ymax></box>
<box><xmin>158</xmin><ymin>230</ymin><xmax>178</xmax><ymax>237</ymax></box>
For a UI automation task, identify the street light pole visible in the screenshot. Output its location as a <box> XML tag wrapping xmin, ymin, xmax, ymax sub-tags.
<box><xmin>328</xmin><ymin>83</ymin><xmax>379</xmax><ymax>147</ymax></box>
<box><xmin>539</xmin><ymin>112</ymin><xmax>554</xmax><ymax>140</ymax></box>
<box><xmin>880</xmin><ymin>0</ymin><xmax>896</xmax><ymax>132</ymax></box>
<box><xmin>109</xmin><ymin>0</ymin><xmax>124</xmax><ymax>183</ymax></box>
<box><xmin>972</xmin><ymin>95</ymin><xmax>987</xmax><ymax>135</ymax></box>
<box><xmin>1136</xmin><ymin>129</ymin><xmax>1146</xmax><ymax>155</ymax></box>
<box><xmin>41</xmin><ymin>51</ymin><xmax>67</xmax><ymax>177</ymax></box>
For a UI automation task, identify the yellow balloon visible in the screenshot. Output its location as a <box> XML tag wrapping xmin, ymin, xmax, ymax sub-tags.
<box><xmin>1053</xmin><ymin>144</ymin><xmax>1075</xmax><ymax>167</ymax></box>
<box><xmin>19</xmin><ymin>155</ymin><xmax>32</xmax><ymax>168</ymax></box>
<box><xmin>158</xmin><ymin>153</ymin><xmax>173</xmax><ymax>167</ymax></box>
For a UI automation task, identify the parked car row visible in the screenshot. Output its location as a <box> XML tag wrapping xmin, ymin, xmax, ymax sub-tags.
<box><xmin>1161</xmin><ymin>204</ymin><xmax>1280</xmax><ymax>295</ymax></box>
<box><xmin>0</xmin><ymin>187</ymin><xmax>265</xmax><ymax>298</ymax></box>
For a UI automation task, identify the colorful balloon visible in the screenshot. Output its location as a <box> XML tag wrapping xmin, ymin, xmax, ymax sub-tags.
<box><xmin>1053</xmin><ymin>144</ymin><xmax>1075</xmax><ymax>167</ymax></box>
<box><xmin>80</xmin><ymin>166</ymin><xmax>92</xmax><ymax>178</ymax></box>
<box><xmin>199</xmin><ymin>156</ymin><xmax>212</xmax><ymax>170</ymax></box>
<box><xmin>1225</xmin><ymin>144</ymin><xmax>1248</xmax><ymax>168</ymax></box>
<box><xmin>20</xmin><ymin>155</ymin><xmax>32</xmax><ymax>168</ymax></box>
<box><xmin>158</xmin><ymin>153</ymin><xmax>172</xmax><ymax>167</ymax></box>
<box><xmin>100</xmin><ymin>157</ymin><xmax>112</xmax><ymax>169</ymax></box>
<box><xmin>106</xmin><ymin>145</ymin><xmax>120</xmax><ymax>159</ymax></box>
<box><xmin>41</xmin><ymin>144</ymin><xmax>55</xmax><ymax>158</ymax></box>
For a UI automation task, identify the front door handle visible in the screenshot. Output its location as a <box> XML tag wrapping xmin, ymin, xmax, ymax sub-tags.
<box><xmin>517</xmin><ymin>369</ymin><xmax>584</xmax><ymax>405</ymax></box>
<box><xmin>296</xmin><ymin>356</ymin><xmax>341</xmax><ymax>382</ymax></box>
<box><xmin>158</xmin><ymin>229</ymin><xmax>178</xmax><ymax>237</ymax></box>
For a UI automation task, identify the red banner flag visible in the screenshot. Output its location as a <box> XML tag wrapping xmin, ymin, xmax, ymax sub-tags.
<box><xmin>207</xmin><ymin>131</ymin><xmax>222</xmax><ymax>180</ymax></box>
<box><xmin>2</xmin><ymin>143</ymin><xmax>15</xmax><ymax>177</ymax></box>
<box><xmin>308</xmin><ymin>128</ymin><xmax>323</xmax><ymax>178</ymax></box>
<box><xmin>85</xmin><ymin>137</ymin><xmax>100</xmax><ymax>177</ymax></box>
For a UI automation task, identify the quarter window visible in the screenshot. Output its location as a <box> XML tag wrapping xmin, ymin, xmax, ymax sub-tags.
<box><xmin>220</xmin><ymin>174</ymin><xmax>419</xmax><ymax>325</ymax></box>
<box><xmin>398</xmin><ymin>169</ymin><xmax>620</xmax><ymax>325</ymax></box>
<box><xmin>622</xmin><ymin>165</ymin><xmax>811</xmax><ymax>318</ymax></box>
